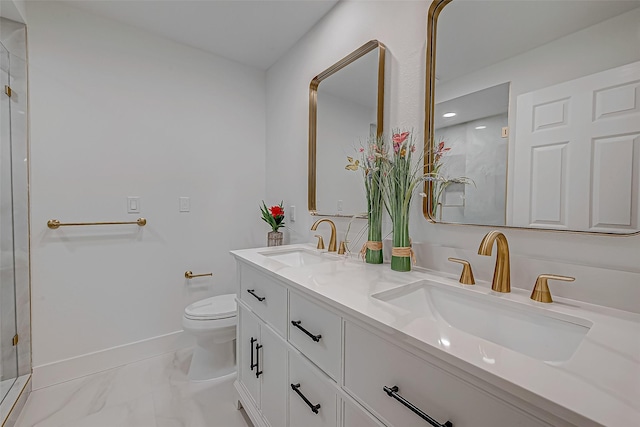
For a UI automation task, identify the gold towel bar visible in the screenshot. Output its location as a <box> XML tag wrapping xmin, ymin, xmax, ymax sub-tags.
<box><xmin>185</xmin><ymin>271</ymin><xmax>213</xmax><ymax>279</ymax></box>
<box><xmin>47</xmin><ymin>218</ymin><xmax>147</xmax><ymax>229</ymax></box>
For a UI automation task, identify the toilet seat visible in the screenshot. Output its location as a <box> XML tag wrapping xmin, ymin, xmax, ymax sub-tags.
<box><xmin>184</xmin><ymin>294</ymin><xmax>237</xmax><ymax>320</ymax></box>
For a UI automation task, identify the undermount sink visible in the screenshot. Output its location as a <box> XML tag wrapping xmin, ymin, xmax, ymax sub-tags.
<box><xmin>372</xmin><ymin>280</ymin><xmax>592</xmax><ymax>362</ymax></box>
<box><xmin>259</xmin><ymin>248</ymin><xmax>337</xmax><ymax>267</ymax></box>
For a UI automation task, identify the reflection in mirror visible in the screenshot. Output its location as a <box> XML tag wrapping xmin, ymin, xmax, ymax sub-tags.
<box><xmin>433</xmin><ymin>82</ymin><xmax>509</xmax><ymax>225</ymax></box>
<box><xmin>425</xmin><ymin>0</ymin><xmax>640</xmax><ymax>234</ymax></box>
<box><xmin>309</xmin><ymin>40</ymin><xmax>385</xmax><ymax>217</ymax></box>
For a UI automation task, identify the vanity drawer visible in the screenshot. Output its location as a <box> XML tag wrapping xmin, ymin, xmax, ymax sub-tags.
<box><xmin>289</xmin><ymin>349</ymin><xmax>338</xmax><ymax>427</ymax></box>
<box><xmin>239</xmin><ymin>264</ymin><xmax>287</xmax><ymax>336</ymax></box>
<box><xmin>343</xmin><ymin>399</ymin><xmax>386</xmax><ymax>427</ymax></box>
<box><xmin>344</xmin><ymin>322</ymin><xmax>550</xmax><ymax>427</ymax></box>
<box><xmin>289</xmin><ymin>291</ymin><xmax>342</xmax><ymax>381</ymax></box>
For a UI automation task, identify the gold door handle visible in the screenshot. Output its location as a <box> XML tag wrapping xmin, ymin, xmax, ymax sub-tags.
<box><xmin>530</xmin><ymin>274</ymin><xmax>575</xmax><ymax>303</ymax></box>
<box><xmin>314</xmin><ymin>234</ymin><xmax>325</xmax><ymax>250</ymax></box>
<box><xmin>185</xmin><ymin>271</ymin><xmax>213</xmax><ymax>279</ymax></box>
<box><xmin>448</xmin><ymin>257</ymin><xmax>475</xmax><ymax>285</ymax></box>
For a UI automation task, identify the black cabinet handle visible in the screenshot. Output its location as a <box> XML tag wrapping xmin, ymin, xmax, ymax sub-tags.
<box><xmin>383</xmin><ymin>385</ymin><xmax>453</xmax><ymax>427</ymax></box>
<box><xmin>255</xmin><ymin>343</ymin><xmax>263</xmax><ymax>378</ymax></box>
<box><xmin>250</xmin><ymin>337</ymin><xmax>257</xmax><ymax>371</ymax></box>
<box><xmin>291</xmin><ymin>320</ymin><xmax>322</xmax><ymax>342</ymax></box>
<box><xmin>247</xmin><ymin>289</ymin><xmax>266</xmax><ymax>302</ymax></box>
<box><xmin>291</xmin><ymin>383</ymin><xmax>321</xmax><ymax>414</ymax></box>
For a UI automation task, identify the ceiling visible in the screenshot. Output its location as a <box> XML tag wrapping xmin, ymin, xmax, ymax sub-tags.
<box><xmin>63</xmin><ymin>0</ymin><xmax>339</xmax><ymax>70</ymax></box>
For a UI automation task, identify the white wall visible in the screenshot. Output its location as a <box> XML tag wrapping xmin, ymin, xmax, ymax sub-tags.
<box><xmin>266</xmin><ymin>0</ymin><xmax>427</xmax><ymax>246</ymax></box>
<box><xmin>266</xmin><ymin>0</ymin><xmax>640</xmax><ymax>314</ymax></box>
<box><xmin>27</xmin><ymin>1</ymin><xmax>266</xmax><ymax>386</ymax></box>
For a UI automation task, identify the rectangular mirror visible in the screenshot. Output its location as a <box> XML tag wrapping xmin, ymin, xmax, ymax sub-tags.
<box><xmin>309</xmin><ymin>40</ymin><xmax>385</xmax><ymax>217</ymax></box>
<box><xmin>425</xmin><ymin>0</ymin><xmax>640</xmax><ymax>234</ymax></box>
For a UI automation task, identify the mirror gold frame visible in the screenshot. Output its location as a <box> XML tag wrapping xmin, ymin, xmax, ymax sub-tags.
<box><xmin>423</xmin><ymin>0</ymin><xmax>452</xmax><ymax>223</ymax></box>
<box><xmin>422</xmin><ymin>0</ymin><xmax>639</xmax><ymax>236</ymax></box>
<box><xmin>308</xmin><ymin>39</ymin><xmax>386</xmax><ymax>216</ymax></box>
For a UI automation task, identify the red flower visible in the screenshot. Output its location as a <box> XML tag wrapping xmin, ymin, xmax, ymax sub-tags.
<box><xmin>392</xmin><ymin>132</ymin><xmax>410</xmax><ymax>144</ymax></box>
<box><xmin>269</xmin><ymin>205</ymin><xmax>284</xmax><ymax>217</ymax></box>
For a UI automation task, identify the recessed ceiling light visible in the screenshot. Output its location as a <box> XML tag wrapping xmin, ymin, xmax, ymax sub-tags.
<box><xmin>475</xmin><ymin>125</ymin><xmax>487</xmax><ymax>130</ymax></box>
<box><xmin>443</xmin><ymin>112</ymin><xmax>456</xmax><ymax>118</ymax></box>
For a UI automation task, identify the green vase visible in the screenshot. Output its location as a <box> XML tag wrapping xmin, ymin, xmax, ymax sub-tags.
<box><xmin>365</xmin><ymin>198</ymin><xmax>383</xmax><ymax>264</ymax></box>
<box><xmin>390</xmin><ymin>213</ymin><xmax>411</xmax><ymax>272</ymax></box>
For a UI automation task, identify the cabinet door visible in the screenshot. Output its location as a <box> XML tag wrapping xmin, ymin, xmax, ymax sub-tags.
<box><xmin>289</xmin><ymin>350</ymin><xmax>337</xmax><ymax>427</ymax></box>
<box><xmin>238</xmin><ymin>304</ymin><xmax>261</xmax><ymax>408</ymax></box>
<box><xmin>260</xmin><ymin>324</ymin><xmax>287</xmax><ymax>427</ymax></box>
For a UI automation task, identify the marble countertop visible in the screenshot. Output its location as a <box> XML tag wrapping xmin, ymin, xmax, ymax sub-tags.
<box><xmin>231</xmin><ymin>244</ymin><xmax>640</xmax><ymax>427</ymax></box>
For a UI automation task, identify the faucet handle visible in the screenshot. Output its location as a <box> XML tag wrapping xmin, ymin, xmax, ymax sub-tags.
<box><xmin>314</xmin><ymin>235</ymin><xmax>325</xmax><ymax>250</ymax></box>
<box><xmin>338</xmin><ymin>241</ymin><xmax>347</xmax><ymax>255</ymax></box>
<box><xmin>530</xmin><ymin>274</ymin><xmax>575</xmax><ymax>303</ymax></box>
<box><xmin>448</xmin><ymin>257</ymin><xmax>475</xmax><ymax>285</ymax></box>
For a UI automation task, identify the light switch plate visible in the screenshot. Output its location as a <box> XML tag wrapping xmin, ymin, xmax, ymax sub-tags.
<box><xmin>179</xmin><ymin>197</ymin><xmax>190</xmax><ymax>212</ymax></box>
<box><xmin>127</xmin><ymin>197</ymin><xmax>140</xmax><ymax>213</ymax></box>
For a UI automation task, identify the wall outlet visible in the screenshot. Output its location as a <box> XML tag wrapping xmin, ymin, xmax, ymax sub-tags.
<box><xmin>289</xmin><ymin>205</ymin><xmax>296</xmax><ymax>222</ymax></box>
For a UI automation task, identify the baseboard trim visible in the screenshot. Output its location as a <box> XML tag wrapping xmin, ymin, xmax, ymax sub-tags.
<box><xmin>32</xmin><ymin>330</ymin><xmax>190</xmax><ymax>390</ymax></box>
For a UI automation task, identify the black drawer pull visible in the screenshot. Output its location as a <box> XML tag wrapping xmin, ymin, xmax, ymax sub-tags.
<box><xmin>255</xmin><ymin>343</ymin><xmax>263</xmax><ymax>378</ymax></box>
<box><xmin>291</xmin><ymin>320</ymin><xmax>322</xmax><ymax>342</ymax></box>
<box><xmin>383</xmin><ymin>385</ymin><xmax>453</xmax><ymax>427</ymax></box>
<box><xmin>247</xmin><ymin>289</ymin><xmax>266</xmax><ymax>302</ymax></box>
<box><xmin>250</xmin><ymin>337</ymin><xmax>257</xmax><ymax>371</ymax></box>
<box><xmin>291</xmin><ymin>383</ymin><xmax>321</xmax><ymax>414</ymax></box>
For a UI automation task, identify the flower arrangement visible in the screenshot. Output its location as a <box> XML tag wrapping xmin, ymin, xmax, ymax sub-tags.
<box><xmin>379</xmin><ymin>130</ymin><xmax>423</xmax><ymax>271</ymax></box>
<box><xmin>260</xmin><ymin>201</ymin><xmax>285</xmax><ymax>232</ymax></box>
<box><xmin>345</xmin><ymin>134</ymin><xmax>386</xmax><ymax>264</ymax></box>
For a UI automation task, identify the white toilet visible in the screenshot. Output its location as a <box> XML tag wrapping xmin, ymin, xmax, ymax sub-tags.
<box><xmin>182</xmin><ymin>294</ymin><xmax>237</xmax><ymax>381</ymax></box>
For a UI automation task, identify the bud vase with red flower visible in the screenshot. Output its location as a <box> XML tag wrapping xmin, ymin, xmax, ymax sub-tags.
<box><xmin>260</xmin><ymin>201</ymin><xmax>285</xmax><ymax>247</ymax></box>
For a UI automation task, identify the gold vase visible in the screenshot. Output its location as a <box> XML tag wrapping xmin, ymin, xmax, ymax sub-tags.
<box><xmin>267</xmin><ymin>231</ymin><xmax>283</xmax><ymax>247</ymax></box>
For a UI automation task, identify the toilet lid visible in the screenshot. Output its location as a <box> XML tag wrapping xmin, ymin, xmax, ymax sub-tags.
<box><xmin>184</xmin><ymin>294</ymin><xmax>237</xmax><ymax>320</ymax></box>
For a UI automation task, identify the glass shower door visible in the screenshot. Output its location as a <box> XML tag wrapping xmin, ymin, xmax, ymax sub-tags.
<box><xmin>0</xmin><ymin>42</ymin><xmax>18</xmax><ymax>404</ymax></box>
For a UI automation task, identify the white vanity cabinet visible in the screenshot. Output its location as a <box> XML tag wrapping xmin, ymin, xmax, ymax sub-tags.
<box><xmin>234</xmin><ymin>256</ymin><xmax>572</xmax><ymax>427</ymax></box>
<box><xmin>237</xmin><ymin>304</ymin><xmax>287</xmax><ymax>427</ymax></box>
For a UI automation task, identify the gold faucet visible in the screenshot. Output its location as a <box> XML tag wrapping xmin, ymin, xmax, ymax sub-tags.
<box><xmin>310</xmin><ymin>218</ymin><xmax>337</xmax><ymax>252</ymax></box>
<box><xmin>477</xmin><ymin>231</ymin><xmax>511</xmax><ymax>293</ymax></box>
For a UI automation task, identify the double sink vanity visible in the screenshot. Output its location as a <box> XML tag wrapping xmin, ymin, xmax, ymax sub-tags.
<box><xmin>231</xmin><ymin>240</ymin><xmax>640</xmax><ymax>427</ymax></box>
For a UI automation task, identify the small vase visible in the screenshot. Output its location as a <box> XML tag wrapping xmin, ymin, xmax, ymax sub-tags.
<box><xmin>390</xmin><ymin>214</ymin><xmax>412</xmax><ymax>272</ymax></box>
<box><xmin>365</xmin><ymin>199</ymin><xmax>383</xmax><ymax>264</ymax></box>
<box><xmin>267</xmin><ymin>231</ymin><xmax>283</xmax><ymax>247</ymax></box>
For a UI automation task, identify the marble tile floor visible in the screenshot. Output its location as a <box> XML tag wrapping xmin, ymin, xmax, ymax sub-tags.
<box><xmin>13</xmin><ymin>349</ymin><xmax>253</xmax><ymax>427</ymax></box>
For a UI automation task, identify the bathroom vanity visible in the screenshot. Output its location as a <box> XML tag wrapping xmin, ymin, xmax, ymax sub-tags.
<box><xmin>231</xmin><ymin>245</ymin><xmax>640</xmax><ymax>427</ymax></box>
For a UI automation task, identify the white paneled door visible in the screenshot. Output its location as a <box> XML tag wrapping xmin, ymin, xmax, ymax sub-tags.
<box><xmin>513</xmin><ymin>61</ymin><xmax>640</xmax><ymax>232</ymax></box>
